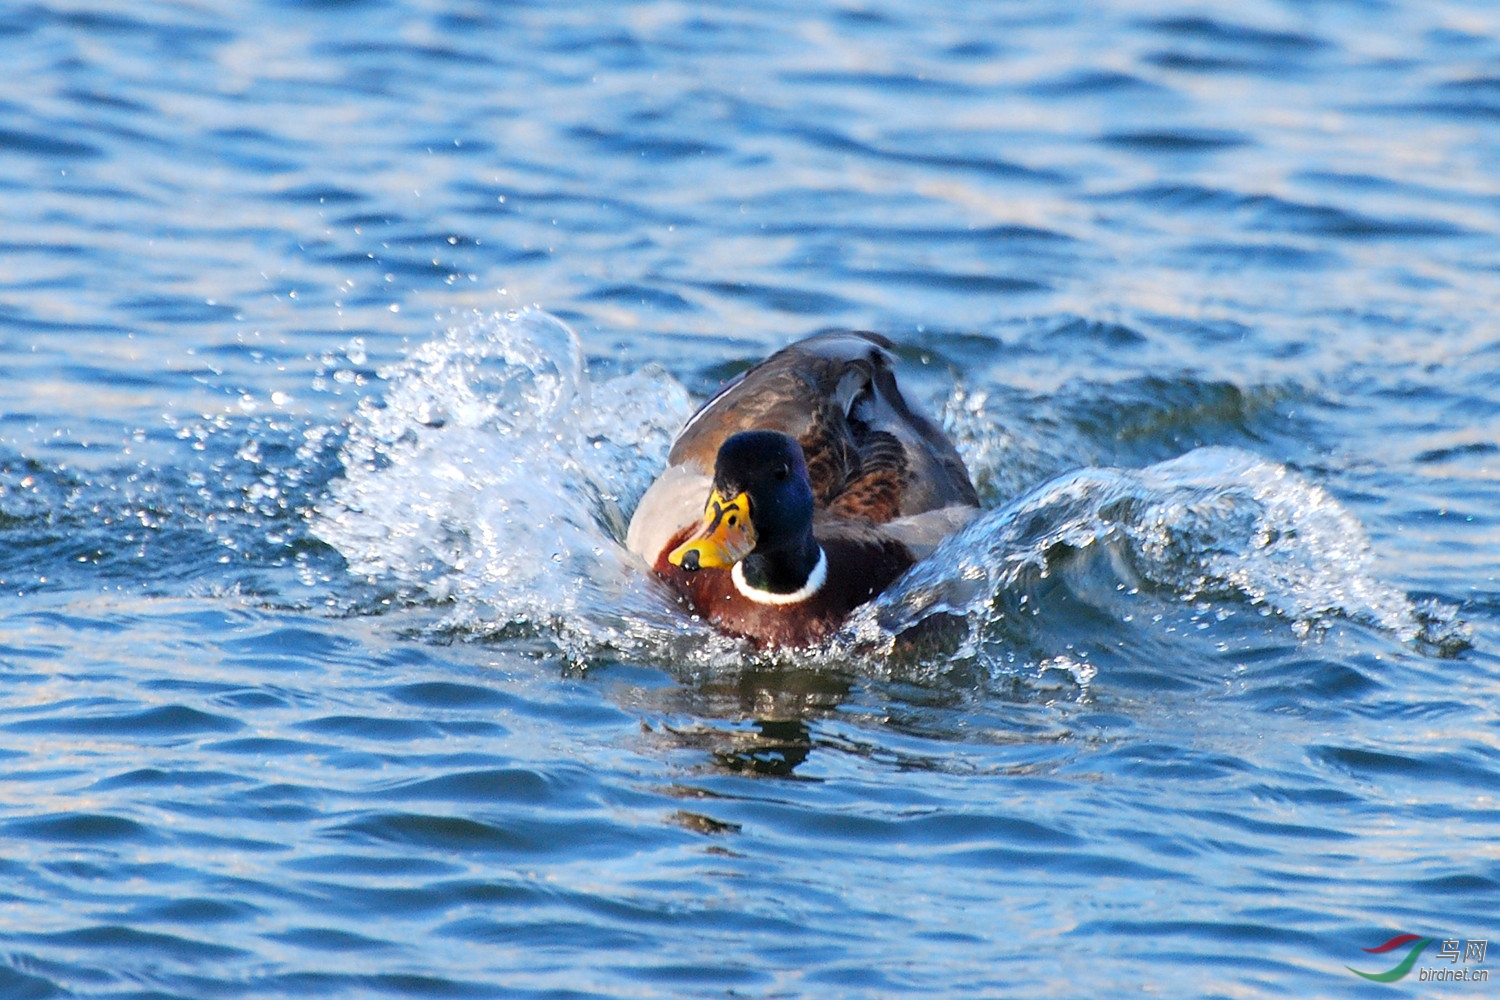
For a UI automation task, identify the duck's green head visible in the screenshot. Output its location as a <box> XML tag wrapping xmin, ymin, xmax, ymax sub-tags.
<box><xmin>668</xmin><ymin>431</ymin><xmax>815</xmax><ymax>573</ymax></box>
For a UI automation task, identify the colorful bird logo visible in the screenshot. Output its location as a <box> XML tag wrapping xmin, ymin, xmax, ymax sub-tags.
<box><xmin>1348</xmin><ymin>933</ymin><xmax>1434</xmax><ymax>982</ymax></box>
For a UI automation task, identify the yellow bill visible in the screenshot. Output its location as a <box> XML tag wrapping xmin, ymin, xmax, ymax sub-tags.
<box><xmin>667</xmin><ymin>489</ymin><xmax>755</xmax><ymax>571</ymax></box>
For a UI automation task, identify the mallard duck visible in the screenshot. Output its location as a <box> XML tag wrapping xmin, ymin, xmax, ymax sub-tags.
<box><xmin>627</xmin><ymin>331</ymin><xmax>980</xmax><ymax>648</ymax></box>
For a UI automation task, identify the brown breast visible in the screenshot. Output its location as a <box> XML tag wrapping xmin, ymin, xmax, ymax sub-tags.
<box><xmin>652</xmin><ymin>525</ymin><xmax>914</xmax><ymax>648</ymax></box>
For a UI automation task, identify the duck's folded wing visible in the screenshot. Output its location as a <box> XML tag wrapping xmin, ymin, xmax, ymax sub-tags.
<box><xmin>665</xmin><ymin>332</ymin><xmax>885</xmax><ymax>479</ymax></box>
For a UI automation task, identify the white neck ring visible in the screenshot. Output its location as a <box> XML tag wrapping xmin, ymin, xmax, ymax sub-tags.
<box><xmin>731</xmin><ymin>548</ymin><xmax>827</xmax><ymax>605</ymax></box>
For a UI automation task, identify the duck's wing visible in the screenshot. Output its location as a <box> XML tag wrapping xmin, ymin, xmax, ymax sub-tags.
<box><xmin>666</xmin><ymin>332</ymin><xmax>875</xmax><ymax>472</ymax></box>
<box><xmin>667</xmin><ymin>331</ymin><xmax>979</xmax><ymax>517</ymax></box>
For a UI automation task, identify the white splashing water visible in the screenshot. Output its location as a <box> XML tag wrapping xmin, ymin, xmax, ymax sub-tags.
<box><xmin>313</xmin><ymin>309</ymin><xmax>700</xmax><ymax>651</ymax></box>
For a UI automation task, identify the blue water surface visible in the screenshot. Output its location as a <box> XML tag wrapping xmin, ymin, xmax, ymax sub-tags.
<box><xmin>2</xmin><ymin>0</ymin><xmax>1498</xmax><ymax>997</ymax></box>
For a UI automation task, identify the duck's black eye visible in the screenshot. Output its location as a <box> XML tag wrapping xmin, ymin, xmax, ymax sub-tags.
<box><xmin>727</xmin><ymin>514</ymin><xmax>738</xmax><ymax>526</ymax></box>
<box><xmin>774</xmin><ymin>464</ymin><xmax>790</xmax><ymax>482</ymax></box>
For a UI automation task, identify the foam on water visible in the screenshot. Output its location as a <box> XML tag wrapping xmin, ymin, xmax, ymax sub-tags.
<box><xmin>314</xmin><ymin>311</ymin><xmax>1451</xmax><ymax>677</ymax></box>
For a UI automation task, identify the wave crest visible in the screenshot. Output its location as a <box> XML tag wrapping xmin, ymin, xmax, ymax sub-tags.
<box><xmin>844</xmin><ymin>447</ymin><xmax>1438</xmax><ymax>664</ymax></box>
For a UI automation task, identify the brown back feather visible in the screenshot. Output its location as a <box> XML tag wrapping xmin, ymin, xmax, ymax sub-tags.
<box><xmin>826</xmin><ymin>429</ymin><xmax>907</xmax><ymax>523</ymax></box>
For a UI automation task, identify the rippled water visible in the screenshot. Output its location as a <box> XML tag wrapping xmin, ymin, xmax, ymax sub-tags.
<box><xmin>3</xmin><ymin>0</ymin><xmax>1499</xmax><ymax>996</ymax></box>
